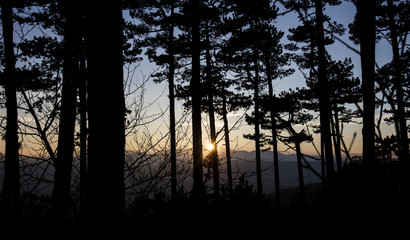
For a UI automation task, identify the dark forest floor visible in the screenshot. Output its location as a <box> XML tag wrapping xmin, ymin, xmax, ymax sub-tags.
<box><xmin>6</xmin><ymin>162</ymin><xmax>410</xmax><ymax>240</ymax></box>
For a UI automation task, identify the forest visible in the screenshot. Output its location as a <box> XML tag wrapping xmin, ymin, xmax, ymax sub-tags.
<box><xmin>0</xmin><ymin>0</ymin><xmax>409</xmax><ymax>238</ymax></box>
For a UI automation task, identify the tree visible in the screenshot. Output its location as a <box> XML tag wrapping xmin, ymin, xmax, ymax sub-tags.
<box><xmin>1</xmin><ymin>0</ymin><xmax>20</xmax><ymax>222</ymax></box>
<box><xmin>190</xmin><ymin>0</ymin><xmax>204</xmax><ymax>201</ymax></box>
<box><xmin>52</xmin><ymin>0</ymin><xmax>82</xmax><ymax>222</ymax></box>
<box><xmin>215</xmin><ymin>63</ymin><xmax>252</xmax><ymax>198</ymax></box>
<box><xmin>274</xmin><ymin>88</ymin><xmax>314</xmax><ymax>206</ymax></box>
<box><xmin>85</xmin><ymin>0</ymin><xmax>125</xmax><ymax>226</ymax></box>
<box><xmin>314</xmin><ymin>0</ymin><xmax>334</xmax><ymax>177</ymax></box>
<box><xmin>381</xmin><ymin>0</ymin><xmax>409</xmax><ymax>164</ymax></box>
<box><xmin>129</xmin><ymin>0</ymin><xmax>180</xmax><ymax>201</ymax></box>
<box><xmin>283</xmin><ymin>0</ymin><xmax>344</xmax><ymax>181</ymax></box>
<box><xmin>356</xmin><ymin>0</ymin><xmax>376</xmax><ymax>165</ymax></box>
<box><xmin>324</xmin><ymin>58</ymin><xmax>361</xmax><ymax>170</ymax></box>
<box><xmin>201</xmin><ymin>0</ymin><xmax>226</xmax><ymax>198</ymax></box>
<box><xmin>224</xmin><ymin>0</ymin><xmax>278</xmax><ymax>200</ymax></box>
<box><xmin>261</xmin><ymin>23</ymin><xmax>293</xmax><ymax>208</ymax></box>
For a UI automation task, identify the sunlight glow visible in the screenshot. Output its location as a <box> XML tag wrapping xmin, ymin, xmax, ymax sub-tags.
<box><xmin>207</xmin><ymin>143</ymin><xmax>215</xmax><ymax>151</ymax></box>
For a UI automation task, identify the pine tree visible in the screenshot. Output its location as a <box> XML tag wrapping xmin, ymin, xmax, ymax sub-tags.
<box><xmin>274</xmin><ymin>88</ymin><xmax>314</xmax><ymax>206</ymax></box>
<box><xmin>190</xmin><ymin>0</ymin><xmax>204</xmax><ymax>201</ymax></box>
<box><xmin>52</xmin><ymin>0</ymin><xmax>82</xmax><ymax>222</ymax></box>
<box><xmin>314</xmin><ymin>0</ymin><xmax>334</xmax><ymax>177</ymax></box>
<box><xmin>128</xmin><ymin>0</ymin><xmax>181</xmax><ymax>201</ymax></box>
<box><xmin>1</xmin><ymin>0</ymin><xmax>20</xmax><ymax>223</ymax></box>
<box><xmin>356</xmin><ymin>0</ymin><xmax>376</xmax><ymax>165</ymax></box>
<box><xmin>224</xmin><ymin>0</ymin><xmax>279</xmax><ymax>200</ymax></box>
<box><xmin>85</xmin><ymin>0</ymin><xmax>125</xmax><ymax>227</ymax></box>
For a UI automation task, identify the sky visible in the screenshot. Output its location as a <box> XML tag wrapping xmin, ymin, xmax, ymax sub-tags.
<box><xmin>132</xmin><ymin>1</ymin><xmax>398</xmax><ymax>158</ymax></box>
<box><xmin>0</xmin><ymin>1</ymin><xmax>401</xmax><ymax>159</ymax></box>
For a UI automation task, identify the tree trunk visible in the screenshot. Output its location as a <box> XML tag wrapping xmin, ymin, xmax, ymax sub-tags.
<box><xmin>85</xmin><ymin>0</ymin><xmax>125</xmax><ymax>226</ymax></box>
<box><xmin>253</xmin><ymin>53</ymin><xmax>263</xmax><ymax>200</ymax></box>
<box><xmin>79</xmin><ymin>45</ymin><xmax>87</xmax><ymax>218</ymax></box>
<box><xmin>357</xmin><ymin>0</ymin><xmax>376</xmax><ymax>165</ymax></box>
<box><xmin>191</xmin><ymin>0</ymin><xmax>204</xmax><ymax>201</ymax></box>
<box><xmin>288</xmin><ymin>126</ymin><xmax>305</xmax><ymax>205</ymax></box>
<box><xmin>295</xmin><ymin>139</ymin><xmax>306</xmax><ymax>205</ymax></box>
<box><xmin>265</xmin><ymin>50</ymin><xmax>281</xmax><ymax>208</ymax></box>
<box><xmin>205</xmin><ymin>26</ymin><xmax>219</xmax><ymax>198</ymax></box>
<box><xmin>1</xmin><ymin>0</ymin><xmax>20</xmax><ymax>222</ymax></box>
<box><xmin>222</xmin><ymin>92</ymin><xmax>233</xmax><ymax>197</ymax></box>
<box><xmin>52</xmin><ymin>0</ymin><xmax>81</xmax><ymax>222</ymax></box>
<box><xmin>168</xmin><ymin>5</ymin><xmax>177</xmax><ymax>202</ymax></box>
<box><xmin>315</xmin><ymin>0</ymin><xmax>334</xmax><ymax>177</ymax></box>
<box><xmin>332</xmin><ymin>107</ymin><xmax>342</xmax><ymax>171</ymax></box>
<box><xmin>387</xmin><ymin>0</ymin><xmax>409</xmax><ymax>165</ymax></box>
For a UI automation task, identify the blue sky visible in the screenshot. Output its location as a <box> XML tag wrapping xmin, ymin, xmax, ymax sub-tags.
<box><xmin>133</xmin><ymin>1</ymin><xmax>399</xmax><ymax>157</ymax></box>
<box><xmin>0</xmin><ymin>2</ymin><xmax>402</xmax><ymax>158</ymax></box>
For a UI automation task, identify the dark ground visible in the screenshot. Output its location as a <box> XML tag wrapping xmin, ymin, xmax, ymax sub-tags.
<box><xmin>6</xmin><ymin>162</ymin><xmax>410</xmax><ymax>239</ymax></box>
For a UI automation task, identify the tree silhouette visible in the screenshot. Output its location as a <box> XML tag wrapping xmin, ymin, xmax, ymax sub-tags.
<box><xmin>128</xmin><ymin>0</ymin><xmax>181</xmax><ymax>201</ymax></box>
<box><xmin>305</xmin><ymin>57</ymin><xmax>361</xmax><ymax>170</ymax></box>
<box><xmin>190</xmin><ymin>0</ymin><xmax>204</xmax><ymax>201</ymax></box>
<box><xmin>1</xmin><ymin>0</ymin><xmax>20</xmax><ymax>223</ymax></box>
<box><xmin>224</xmin><ymin>0</ymin><xmax>279</xmax><ymax>200</ymax></box>
<box><xmin>275</xmin><ymin>88</ymin><xmax>314</xmax><ymax>206</ymax></box>
<box><xmin>85</xmin><ymin>0</ymin><xmax>125</xmax><ymax>226</ymax></box>
<box><xmin>284</xmin><ymin>0</ymin><xmax>345</xmax><ymax>181</ymax></box>
<box><xmin>379</xmin><ymin>0</ymin><xmax>409</xmax><ymax>164</ymax></box>
<box><xmin>202</xmin><ymin>0</ymin><xmax>225</xmax><ymax>198</ymax></box>
<box><xmin>314</xmin><ymin>0</ymin><xmax>334</xmax><ymax>177</ymax></box>
<box><xmin>52</xmin><ymin>0</ymin><xmax>82</xmax><ymax>223</ymax></box>
<box><xmin>0</xmin><ymin>1</ymin><xmax>409</xmax><ymax>237</ymax></box>
<box><xmin>261</xmin><ymin>23</ymin><xmax>293</xmax><ymax>208</ymax></box>
<box><xmin>356</xmin><ymin>0</ymin><xmax>377</xmax><ymax>166</ymax></box>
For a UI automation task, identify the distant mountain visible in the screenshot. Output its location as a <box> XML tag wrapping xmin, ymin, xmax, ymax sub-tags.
<box><xmin>220</xmin><ymin>150</ymin><xmax>322</xmax><ymax>193</ymax></box>
<box><xmin>0</xmin><ymin>150</ymin><xmax>322</xmax><ymax>197</ymax></box>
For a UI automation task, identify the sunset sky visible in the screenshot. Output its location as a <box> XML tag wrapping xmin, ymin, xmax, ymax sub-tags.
<box><xmin>131</xmin><ymin>1</ymin><xmax>398</xmax><ymax>157</ymax></box>
<box><xmin>0</xmin><ymin>1</ymin><xmax>400</xmax><ymax>158</ymax></box>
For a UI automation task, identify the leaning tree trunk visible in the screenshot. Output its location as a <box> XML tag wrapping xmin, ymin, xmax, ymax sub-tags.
<box><xmin>1</xmin><ymin>0</ymin><xmax>20</xmax><ymax>223</ymax></box>
<box><xmin>52</xmin><ymin>0</ymin><xmax>81</xmax><ymax>222</ymax></box>
<box><xmin>222</xmin><ymin>92</ymin><xmax>233</xmax><ymax>197</ymax></box>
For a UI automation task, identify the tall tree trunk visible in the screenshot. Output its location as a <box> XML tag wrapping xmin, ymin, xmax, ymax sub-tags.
<box><xmin>315</xmin><ymin>0</ymin><xmax>334</xmax><ymax>177</ymax></box>
<box><xmin>85</xmin><ymin>0</ymin><xmax>125</xmax><ymax>226</ymax></box>
<box><xmin>387</xmin><ymin>0</ymin><xmax>409</xmax><ymax>164</ymax></box>
<box><xmin>265</xmin><ymin>50</ymin><xmax>281</xmax><ymax>208</ymax></box>
<box><xmin>222</xmin><ymin>92</ymin><xmax>233</xmax><ymax>197</ymax></box>
<box><xmin>168</xmin><ymin>4</ymin><xmax>177</xmax><ymax>202</ymax></box>
<box><xmin>79</xmin><ymin>46</ymin><xmax>87</xmax><ymax>218</ymax></box>
<box><xmin>52</xmin><ymin>0</ymin><xmax>81</xmax><ymax>222</ymax></box>
<box><xmin>191</xmin><ymin>0</ymin><xmax>204</xmax><ymax>201</ymax></box>
<box><xmin>252</xmin><ymin>53</ymin><xmax>263</xmax><ymax>200</ymax></box>
<box><xmin>205</xmin><ymin>26</ymin><xmax>219</xmax><ymax>198</ymax></box>
<box><xmin>357</xmin><ymin>0</ymin><xmax>376</xmax><ymax>165</ymax></box>
<box><xmin>1</xmin><ymin>0</ymin><xmax>20</xmax><ymax>222</ymax></box>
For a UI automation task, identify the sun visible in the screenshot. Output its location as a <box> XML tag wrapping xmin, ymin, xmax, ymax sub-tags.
<box><xmin>207</xmin><ymin>143</ymin><xmax>215</xmax><ymax>151</ymax></box>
